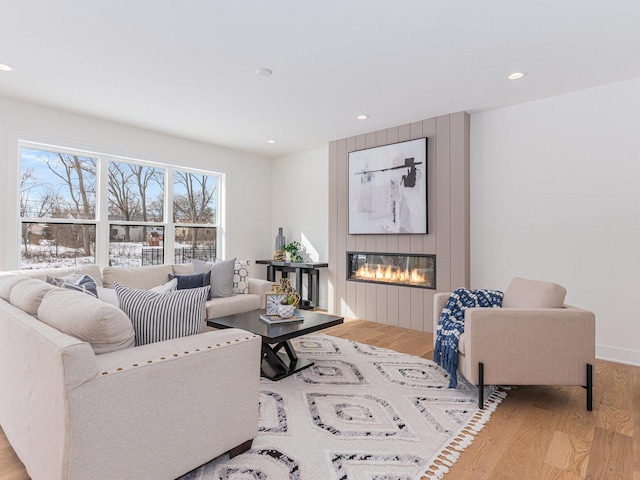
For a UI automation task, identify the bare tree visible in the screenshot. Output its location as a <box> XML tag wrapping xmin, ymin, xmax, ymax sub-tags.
<box><xmin>20</xmin><ymin>169</ymin><xmax>59</xmax><ymax>257</ymax></box>
<box><xmin>131</xmin><ymin>164</ymin><xmax>163</xmax><ymax>241</ymax></box>
<box><xmin>45</xmin><ymin>154</ymin><xmax>96</xmax><ymax>256</ymax></box>
<box><xmin>173</xmin><ymin>173</ymin><xmax>216</xmax><ymax>248</ymax></box>
<box><xmin>108</xmin><ymin>163</ymin><xmax>139</xmax><ymax>242</ymax></box>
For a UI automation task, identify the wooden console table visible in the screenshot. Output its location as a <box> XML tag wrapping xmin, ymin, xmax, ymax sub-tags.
<box><xmin>255</xmin><ymin>260</ymin><xmax>328</xmax><ymax>310</ymax></box>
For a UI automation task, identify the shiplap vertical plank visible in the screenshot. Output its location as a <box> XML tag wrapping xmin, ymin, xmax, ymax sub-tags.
<box><xmin>398</xmin><ymin>286</ymin><xmax>411</xmax><ymax>328</ymax></box>
<box><xmin>435</xmin><ymin>115</ymin><xmax>451</xmax><ymax>293</ymax></box>
<box><xmin>450</xmin><ymin>112</ymin><xmax>470</xmax><ymax>289</ymax></box>
<box><xmin>423</xmin><ymin>117</ymin><xmax>437</xmax><ymax>253</ymax></box>
<box><xmin>354</xmin><ymin>135</ymin><xmax>367</xmax><ymax>319</ymax></box>
<box><xmin>387</xmin><ymin>286</ymin><xmax>399</xmax><ymax>326</ymax></box>
<box><xmin>385</xmin><ymin>126</ymin><xmax>400</xmax><ymax>326</ymax></box>
<box><xmin>410</xmin><ymin>121</ymin><xmax>423</xmax><ymax>140</ymax></box>
<box><xmin>328</xmin><ymin>140</ymin><xmax>339</xmax><ymax>313</ymax></box>
<box><xmin>374</xmin><ymin>130</ymin><xmax>387</xmax><ymax>253</ymax></box>
<box><xmin>410</xmin><ymin>289</ymin><xmax>425</xmax><ymax>331</ymax></box>
<box><xmin>423</xmin><ymin>117</ymin><xmax>438</xmax><ymax>329</ymax></box>
<box><xmin>363</xmin><ymin>132</ymin><xmax>378</xmax><ymax>322</ymax></box>
<box><xmin>345</xmin><ymin>136</ymin><xmax>357</xmax><ymax>317</ymax></box>
<box><xmin>336</xmin><ymin>138</ymin><xmax>350</xmax><ymax>316</ymax></box>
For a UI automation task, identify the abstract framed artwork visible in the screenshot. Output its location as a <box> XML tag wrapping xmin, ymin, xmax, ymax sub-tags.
<box><xmin>348</xmin><ymin>137</ymin><xmax>428</xmax><ymax>234</ymax></box>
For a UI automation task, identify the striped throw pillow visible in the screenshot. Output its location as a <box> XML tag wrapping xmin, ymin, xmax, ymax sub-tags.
<box><xmin>114</xmin><ymin>282</ymin><xmax>210</xmax><ymax>346</ymax></box>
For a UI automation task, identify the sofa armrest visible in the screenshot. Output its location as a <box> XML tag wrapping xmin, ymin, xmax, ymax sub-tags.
<box><xmin>249</xmin><ymin>278</ymin><xmax>277</xmax><ymax>308</ymax></box>
<box><xmin>68</xmin><ymin>328</ymin><xmax>261</xmax><ymax>480</ymax></box>
<box><xmin>462</xmin><ymin>306</ymin><xmax>595</xmax><ymax>385</ymax></box>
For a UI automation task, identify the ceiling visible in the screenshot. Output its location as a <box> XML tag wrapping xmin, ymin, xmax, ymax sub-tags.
<box><xmin>1</xmin><ymin>1</ymin><xmax>639</xmax><ymax>159</ymax></box>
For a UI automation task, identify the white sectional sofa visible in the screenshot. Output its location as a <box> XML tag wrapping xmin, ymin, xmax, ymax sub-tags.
<box><xmin>0</xmin><ymin>263</ymin><xmax>273</xmax><ymax>480</ymax></box>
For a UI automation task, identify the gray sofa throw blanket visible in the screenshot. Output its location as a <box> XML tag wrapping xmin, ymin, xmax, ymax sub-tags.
<box><xmin>434</xmin><ymin>288</ymin><xmax>504</xmax><ymax>387</ymax></box>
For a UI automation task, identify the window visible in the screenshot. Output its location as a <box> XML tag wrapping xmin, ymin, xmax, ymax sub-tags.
<box><xmin>20</xmin><ymin>147</ymin><xmax>97</xmax><ymax>268</ymax></box>
<box><xmin>173</xmin><ymin>171</ymin><xmax>218</xmax><ymax>262</ymax></box>
<box><xmin>19</xmin><ymin>143</ymin><xmax>222</xmax><ymax>269</ymax></box>
<box><xmin>108</xmin><ymin>160</ymin><xmax>165</xmax><ymax>267</ymax></box>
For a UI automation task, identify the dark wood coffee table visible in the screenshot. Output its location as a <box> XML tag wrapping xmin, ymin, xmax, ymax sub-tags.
<box><xmin>207</xmin><ymin>309</ymin><xmax>344</xmax><ymax>380</ymax></box>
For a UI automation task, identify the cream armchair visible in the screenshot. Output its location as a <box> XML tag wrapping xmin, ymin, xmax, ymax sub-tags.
<box><xmin>434</xmin><ymin>278</ymin><xmax>596</xmax><ymax>410</ymax></box>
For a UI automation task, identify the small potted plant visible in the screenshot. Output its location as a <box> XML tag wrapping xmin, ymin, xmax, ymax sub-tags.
<box><xmin>278</xmin><ymin>292</ymin><xmax>300</xmax><ymax>318</ymax></box>
<box><xmin>282</xmin><ymin>241</ymin><xmax>303</xmax><ymax>262</ymax></box>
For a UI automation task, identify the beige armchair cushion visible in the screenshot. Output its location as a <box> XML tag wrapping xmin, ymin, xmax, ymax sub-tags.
<box><xmin>502</xmin><ymin>277</ymin><xmax>567</xmax><ymax>308</ymax></box>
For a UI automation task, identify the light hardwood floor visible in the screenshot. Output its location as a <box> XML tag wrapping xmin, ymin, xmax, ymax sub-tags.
<box><xmin>1</xmin><ymin>318</ymin><xmax>637</xmax><ymax>480</ymax></box>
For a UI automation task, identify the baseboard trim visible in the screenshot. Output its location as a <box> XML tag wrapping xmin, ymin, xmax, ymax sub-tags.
<box><xmin>596</xmin><ymin>344</ymin><xmax>640</xmax><ymax>367</ymax></box>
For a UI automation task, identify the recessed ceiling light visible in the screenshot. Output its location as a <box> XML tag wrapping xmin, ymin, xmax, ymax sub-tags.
<box><xmin>257</xmin><ymin>68</ymin><xmax>273</xmax><ymax>77</ymax></box>
<box><xmin>507</xmin><ymin>72</ymin><xmax>526</xmax><ymax>80</ymax></box>
<box><xmin>0</xmin><ymin>63</ymin><xmax>15</xmax><ymax>72</ymax></box>
<box><xmin>267</xmin><ymin>139</ymin><xmax>277</xmax><ymax>144</ymax></box>
<box><xmin>356</xmin><ymin>114</ymin><xmax>369</xmax><ymax>120</ymax></box>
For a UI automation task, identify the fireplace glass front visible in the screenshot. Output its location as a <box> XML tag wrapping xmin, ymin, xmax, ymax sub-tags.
<box><xmin>347</xmin><ymin>252</ymin><xmax>435</xmax><ymax>289</ymax></box>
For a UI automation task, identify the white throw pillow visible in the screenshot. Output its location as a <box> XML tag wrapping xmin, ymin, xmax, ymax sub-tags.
<box><xmin>114</xmin><ymin>282</ymin><xmax>209</xmax><ymax>346</ymax></box>
<box><xmin>149</xmin><ymin>277</ymin><xmax>178</xmax><ymax>294</ymax></box>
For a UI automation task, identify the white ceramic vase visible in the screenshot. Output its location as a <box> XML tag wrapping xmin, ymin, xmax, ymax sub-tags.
<box><xmin>278</xmin><ymin>304</ymin><xmax>295</xmax><ymax>318</ymax></box>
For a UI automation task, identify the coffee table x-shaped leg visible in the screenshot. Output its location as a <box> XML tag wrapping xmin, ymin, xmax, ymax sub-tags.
<box><xmin>261</xmin><ymin>339</ymin><xmax>313</xmax><ymax>381</ymax></box>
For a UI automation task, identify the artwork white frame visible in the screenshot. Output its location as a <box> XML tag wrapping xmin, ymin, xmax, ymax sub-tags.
<box><xmin>348</xmin><ymin>138</ymin><xmax>428</xmax><ymax>234</ymax></box>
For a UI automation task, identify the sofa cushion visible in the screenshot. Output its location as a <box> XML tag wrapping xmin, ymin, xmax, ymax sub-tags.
<box><xmin>115</xmin><ymin>282</ymin><xmax>209</xmax><ymax>346</ymax></box>
<box><xmin>13</xmin><ymin>265</ymin><xmax>104</xmax><ymax>287</ymax></box>
<box><xmin>192</xmin><ymin>258</ymin><xmax>235</xmax><ymax>298</ymax></box>
<box><xmin>0</xmin><ymin>274</ymin><xmax>27</xmax><ymax>302</ymax></box>
<box><xmin>46</xmin><ymin>272</ymin><xmax>99</xmax><ymax>298</ymax></box>
<box><xmin>169</xmin><ymin>272</ymin><xmax>212</xmax><ymax>300</ymax></box>
<box><xmin>502</xmin><ymin>277</ymin><xmax>567</xmax><ymax>309</ymax></box>
<box><xmin>9</xmin><ymin>278</ymin><xmax>58</xmax><ymax>316</ymax></box>
<box><xmin>103</xmin><ymin>265</ymin><xmax>174</xmax><ymax>290</ymax></box>
<box><xmin>233</xmin><ymin>259</ymin><xmax>251</xmax><ymax>294</ymax></box>
<box><xmin>38</xmin><ymin>289</ymin><xmax>135</xmax><ymax>354</ymax></box>
<box><xmin>206</xmin><ymin>294</ymin><xmax>262</xmax><ymax>319</ymax></box>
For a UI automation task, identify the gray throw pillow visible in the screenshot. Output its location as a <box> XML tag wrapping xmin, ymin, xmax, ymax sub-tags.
<box><xmin>114</xmin><ymin>282</ymin><xmax>209</xmax><ymax>346</ymax></box>
<box><xmin>192</xmin><ymin>258</ymin><xmax>235</xmax><ymax>298</ymax></box>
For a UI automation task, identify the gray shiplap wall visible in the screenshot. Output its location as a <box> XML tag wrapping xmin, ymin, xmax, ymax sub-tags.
<box><xmin>328</xmin><ymin>112</ymin><xmax>470</xmax><ymax>332</ymax></box>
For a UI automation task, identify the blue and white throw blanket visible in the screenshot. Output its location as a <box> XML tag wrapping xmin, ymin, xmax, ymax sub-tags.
<box><xmin>434</xmin><ymin>288</ymin><xmax>504</xmax><ymax>388</ymax></box>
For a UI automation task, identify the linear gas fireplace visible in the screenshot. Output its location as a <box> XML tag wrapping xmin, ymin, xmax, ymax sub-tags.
<box><xmin>347</xmin><ymin>252</ymin><xmax>435</xmax><ymax>289</ymax></box>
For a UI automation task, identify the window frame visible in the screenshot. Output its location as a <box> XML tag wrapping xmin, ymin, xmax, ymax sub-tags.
<box><xmin>15</xmin><ymin>139</ymin><xmax>223</xmax><ymax>270</ymax></box>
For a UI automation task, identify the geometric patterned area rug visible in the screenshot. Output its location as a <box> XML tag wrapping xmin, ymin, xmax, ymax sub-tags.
<box><xmin>178</xmin><ymin>334</ymin><xmax>506</xmax><ymax>480</ymax></box>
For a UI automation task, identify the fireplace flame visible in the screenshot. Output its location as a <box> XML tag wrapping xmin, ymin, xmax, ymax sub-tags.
<box><xmin>354</xmin><ymin>263</ymin><xmax>427</xmax><ymax>286</ymax></box>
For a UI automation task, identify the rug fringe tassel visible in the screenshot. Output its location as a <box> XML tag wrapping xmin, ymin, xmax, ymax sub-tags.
<box><xmin>415</xmin><ymin>388</ymin><xmax>507</xmax><ymax>480</ymax></box>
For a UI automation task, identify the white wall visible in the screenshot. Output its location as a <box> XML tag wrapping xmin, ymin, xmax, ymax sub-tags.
<box><xmin>470</xmin><ymin>77</ymin><xmax>640</xmax><ymax>366</ymax></box>
<box><xmin>0</xmin><ymin>95</ymin><xmax>273</xmax><ymax>271</ymax></box>
<box><xmin>271</xmin><ymin>147</ymin><xmax>329</xmax><ymax>309</ymax></box>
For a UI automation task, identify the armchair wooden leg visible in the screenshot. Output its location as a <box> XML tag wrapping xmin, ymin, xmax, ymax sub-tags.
<box><xmin>586</xmin><ymin>363</ymin><xmax>593</xmax><ymax>411</ymax></box>
<box><xmin>478</xmin><ymin>362</ymin><xmax>485</xmax><ymax>410</ymax></box>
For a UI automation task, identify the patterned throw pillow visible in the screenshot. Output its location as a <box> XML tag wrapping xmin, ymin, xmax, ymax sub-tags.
<box><xmin>233</xmin><ymin>259</ymin><xmax>251</xmax><ymax>294</ymax></box>
<box><xmin>114</xmin><ymin>282</ymin><xmax>210</xmax><ymax>346</ymax></box>
<box><xmin>46</xmin><ymin>272</ymin><xmax>98</xmax><ymax>298</ymax></box>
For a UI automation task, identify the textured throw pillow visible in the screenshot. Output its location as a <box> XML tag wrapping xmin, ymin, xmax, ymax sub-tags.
<box><xmin>46</xmin><ymin>272</ymin><xmax>98</xmax><ymax>298</ymax></box>
<box><xmin>149</xmin><ymin>277</ymin><xmax>178</xmax><ymax>294</ymax></box>
<box><xmin>233</xmin><ymin>259</ymin><xmax>251</xmax><ymax>294</ymax></box>
<box><xmin>168</xmin><ymin>272</ymin><xmax>211</xmax><ymax>300</ymax></box>
<box><xmin>114</xmin><ymin>282</ymin><xmax>209</xmax><ymax>346</ymax></box>
<box><xmin>192</xmin><ymin>258</ymin><xmax>235</xmax><ymax>298</ymax></box>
